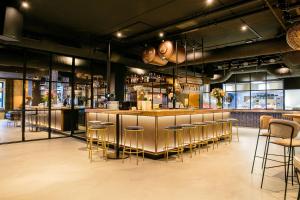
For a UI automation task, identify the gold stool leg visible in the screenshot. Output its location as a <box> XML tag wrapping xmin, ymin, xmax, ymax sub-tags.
<box><xmin>212</xmin><ymin>124</ymin><xmax>215</xmax><ymax>150</ymax></box>
<box><xmin>198</xmin><ymin>126</ymin><xmax>202</xmax><ymax>154</ymax></box>
<box><xmin>188</xmin><ymin>128</ymin><xmax>193</xmax><ymax>158</ymax></box>
<box><xmin>205</xmin><ymin>126</ymin><xmax>209</xmax><ymax>152</ymax></box>
<box><xmin>179</xmin><ymin>130</ymin><xmax>184</xmax><ymax>162</ymax></box>
<box><xmin>122</xmin><ymin>130</ymin><xmax>127</xmax><ymax>163</ymax></box>
<box><xmin>192</xmin><ymin>127</ymin><xmax>196</xmax><ymax>155</ymax></box>
<box><xmin>236</xmin><ymin>123</ymin><xmax>239</xmax><ymax>142</ymax></box>
<box><xmin>129</xmin><ymin>132</ymin><xmax>132</xmax><ymax>160</ymax></box>
<box><xmin>89</xmin><ymin>136</ymin><xmax>93</xmax><ymax>161</ymax></box>
<box><xmin>142</xmin><ymin>131</ymin><xmax>144</xmax><ymax>161</ymax></box>
<box><xmin>136</xmin><ymin>131</ymin><xmax>139</xmax><ymax>165</ymax></box>
<box><xmin>165</xmin><ymin>131</ymin><xmax>169</xmax><ymax>162</ymax></box>
<box><xmin>231</xmin><ymin>122</ymin><xmax>234</xmax><ymax>142</ymax></box>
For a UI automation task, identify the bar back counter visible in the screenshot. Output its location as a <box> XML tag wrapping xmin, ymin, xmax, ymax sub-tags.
<box><xmin>86</xmin><ymin>109</ymin><xmax>231</xmax><ymax>157</ymax></box>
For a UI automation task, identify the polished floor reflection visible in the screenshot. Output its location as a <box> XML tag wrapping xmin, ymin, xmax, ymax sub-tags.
<box><xmin>0</xmin><ymin>120</ymin><xmax>66</xmax><ymax>143</ymax></box>
<box><xmin>0</xmin><ymin>127</ymin><xmax>298</xmax><ymax>200</ymax></box>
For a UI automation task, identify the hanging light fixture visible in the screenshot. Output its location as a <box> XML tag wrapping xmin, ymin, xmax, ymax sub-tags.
<box><xmin>276</xmin><ymin>65</ymin><xmax>290</xmax><ymax>74</ymax></box>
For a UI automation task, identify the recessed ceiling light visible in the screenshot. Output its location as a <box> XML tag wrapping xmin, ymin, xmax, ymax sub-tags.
<box><xmin>116</xmin><ymin>31</ymin><xmax>122</xmax><ymax>38</ymax></box>
<box><xmin>206</xmin><ymin>0</ymin><xmax>214</xmax><ymax>5</ymax></box>
<box><xmin>21</xmin><ymin>1</ymin><xmax>30</xmax><ymax>9</ymax></box>
<box><xmin>241</xmin><ymin>25</ymin><xmax>248</xmax><ymax>31</ymax></box>
<box><xmin>159</xmin><ymin>32</ymin><xmax>164</xmax><ymax>38</ymax></box>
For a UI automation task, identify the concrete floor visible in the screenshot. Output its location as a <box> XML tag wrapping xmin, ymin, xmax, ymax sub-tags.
<box><xmin>0</xmin><ymin>127</ymin><xmax>299</xmax><ymax>200</ymax></box>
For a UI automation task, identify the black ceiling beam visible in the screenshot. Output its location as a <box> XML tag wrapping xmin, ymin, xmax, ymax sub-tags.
<box><xmin>264</xmin><ymin>0</ymin><xmax>287</xmax><ymax>31</ymax></box>
<box><xmin>123</xmin><ymin>0</ymin><xmax>264</xmax><ymax>43</ymax></box>
<box><xmin>162</xmin><ymin>8</ymin><xmax>268</xmax><ymax>42</ymax></box>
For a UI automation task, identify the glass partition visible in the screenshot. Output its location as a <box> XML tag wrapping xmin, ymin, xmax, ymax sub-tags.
<box><xmin>267</xmin><ymin>90</ymin><xmax>283</xmax><ymax>110</ymax></box>
<box><xmin>285</xmin><ymin>90</ymin><xmax>300</xmax><ymax>110</ymax></box>
<box><xmin>0</xmin><ymin>47</ymin><xmax>23</xmax><ymax>143</ymax></box>
<box><xmin>25</xmin><ymin>50</ymin><xmax>50</xmax><ymax>140</ymax></box>
<box><xmin>224</xmin><ymin>92</ymin><xmax>236</xmax><ymax>109</ymax></box>
<box><xmin>251</xmin><ymin>91</ymin><xmax>266</xmax><ymax>109</ymax></box>
<box><xmin>216</xmin><ymin>74</ymin><xmax>284</xmax><ymax>110</ymax></box>
<box><xmin>236</xmin><ymin>83</ymin><xmax>250</xmax><ymax>91</ymax></box>
<box><xmin>251</xmin><ymin>82</ymin><xmax>266</xmax><ymax>90</ymax></box>
<box><xmin>202</xmin><ymin>93</ymin><xmax>210</xmax><ymax>108</ymax></box>
<box><xmin>236</xmin><ymin>91</ymin><xmax>250</xmax><ymax>109</ymax></box>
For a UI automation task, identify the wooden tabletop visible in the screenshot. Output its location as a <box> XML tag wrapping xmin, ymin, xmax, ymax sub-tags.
<box><xmin>282</xmin><ymin>113</ymin><xmax>300</xmax><ymax>119</ymax></box>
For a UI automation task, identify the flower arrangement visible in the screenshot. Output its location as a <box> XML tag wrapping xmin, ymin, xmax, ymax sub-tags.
<box><xmin>210</xmin><ymin>88</ymin><xmax>225</xmax><ymax>108</ymax></box>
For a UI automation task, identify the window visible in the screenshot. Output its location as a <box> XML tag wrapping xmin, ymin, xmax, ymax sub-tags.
<box><xmin>267</xmin><ymin>90</ymin><xmax>283</xmax><ymax>110</ymax></box>
<box><xmin>236</xmin><ymin>83</ymin><xmax>250</xmax><ymax>91</ymax></box>
<box><xmin>285</xmin><ymin>90</ymin><xmax>300</xmax><ymax>110</ymax></box>
<box><xmin>201</xmin><ymin>84</ymin><xmax>210</xmax><ymax>108</ymax></box>
<box><xmin>201</xmin><ymin>74</ymin><xmax>285</xmax><ymax>110</ymax></box>
<box><xmin>203</xmin><ymin>93</ymin><xmax>210</xmax><ymax>108</ymax></box>
<box><xmin>0</xmin><ymin>81</ymin><xmax>4</xmax><ymax>109</ymax></box>
<box><xmin>224</xmin><ymin>84</ymin><xmax>235</xmax><ymax>92</ymax></box>
<box><xmin>224</xmin><ymin>92</ymin><xmax>236</xmax><ymax>109</ymax></box>
<box><xmin>251</xmin><ymin>81</ymin><xmax>266</xmax><ymax>90</ymax></box>
<box><xmin>251</xmin><ymin>91</ymin><xmax>266</xmax><ymax>109</ymax></box>
<box><xmin>236</xmin><ymin>91</ymin><xmax>250</xmax><ymax>109</ymax></box>
<box><xmin>267</xmin><ymin>81</ymin><xmax>283</xmax><ymax>90</ymax></box>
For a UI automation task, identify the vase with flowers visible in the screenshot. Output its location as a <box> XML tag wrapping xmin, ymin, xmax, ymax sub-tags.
<box><xmin>210</xmin><ymin>88</ymin><xmax>225</xmax><ymax>109</ymax></box>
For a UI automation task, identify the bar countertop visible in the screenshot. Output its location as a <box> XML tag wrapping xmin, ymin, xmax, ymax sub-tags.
<box><xmin>85</xmin><ymin>108</ymin><xmax>300</xmax><ymax>116</ymax></box>
<box><xmin>85</xmin><ymin>109</ymin><xmax>229</xmax><ymax>116</ymax></box>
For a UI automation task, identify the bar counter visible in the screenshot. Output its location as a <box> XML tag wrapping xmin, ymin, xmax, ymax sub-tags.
<box><xmin>229</xmin><ymin>109</ymin><xmax>300</xmax><ymax>128</ymax></box>
<box><xmin>85</xmin><ymin>109</ymin><xmax>231</xmax><ymax>157</ymax></box>
<box><xmin>25</xmin><ymin>107</ymin><xmax>82</xmax><ymax>132</ymax></box>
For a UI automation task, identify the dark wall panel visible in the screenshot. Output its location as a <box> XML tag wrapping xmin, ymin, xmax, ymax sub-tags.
<box><xmin>284</xmin><ymin>77</ymin><xmax>300</xmax><ymax>89</ymax></box>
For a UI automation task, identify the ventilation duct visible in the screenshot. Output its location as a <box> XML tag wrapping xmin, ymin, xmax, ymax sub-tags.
<box><xmin>0</xmin><ymin>6</ymin><xmax>23</xmax><ymax>41</ymax></box>
<box><xmin>211</xmin><ymin>52</ymin><xmax>300</xmax><ymax>84</ymax></box>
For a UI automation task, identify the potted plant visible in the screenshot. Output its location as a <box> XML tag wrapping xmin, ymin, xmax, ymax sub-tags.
<box><xmin>210</xmin><ymin>88</ymin><xmax>225</xmax><ymax>109</ymax></box>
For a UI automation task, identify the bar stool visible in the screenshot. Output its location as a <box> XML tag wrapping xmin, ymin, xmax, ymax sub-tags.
<box><xmin>86</xmin><ymin>124</ymin><xmax>108</xmax><ymax>161</ymax></box>
<box><xmin>86</xmin><ymin>121</ymin><xmax>102</xmax><ymax>148</ymax></box>
<box><xmin>100</xmin><ymin>122</ymin><xmax>116</xmax><ymax>148</ymax></box>
<box><xmin>181</xmin><ymin>124</ymin><xmax>197</xmax><ymax>157</ymax></box>
<box><xmin>251</xmin><ymin>115</ymin><xmax>273</xmax><ymax>173</ymax></box>
<box><xmin>216</xmin><ymin>119</ymin><xmax>231</xmax><ymax>144</ymax></box>
<box><xmin>205</xmin><ymin>120</ymin><xmax>221</xmax><ymax>149</ymax></box>
<box><xmin>293</xmin><ymin>156</ymin><xmax>300</xmax><ymax>200</ymax></box>
<box><xmin>192</xmin><ymin>122</ymin><xmax>209</xmax><ymax>152</ymax></box>
<box><xmin>122</xmin><ymin>126</ymin><xmax>144</xmax><ymax>165</ymax></box>
<box><xmin>261</xmin><ymin>119</ymin><xmax>300</xmax><ymax>200</ymax></box>
<box><xmin>164</xmin><ymin>126</ymin><xmax>184</xmax><ymax>162</ymax></box>
<box><xmin>226</xmin><ymin>118</ymin><xmax>239</xmax><ymax>142</ymax></box>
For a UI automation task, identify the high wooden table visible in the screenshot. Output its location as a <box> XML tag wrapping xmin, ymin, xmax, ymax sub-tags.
<box><xmin>282</xmin><ymin>113</ymin><xmax>300</xmax><ymax>123</ymax></box>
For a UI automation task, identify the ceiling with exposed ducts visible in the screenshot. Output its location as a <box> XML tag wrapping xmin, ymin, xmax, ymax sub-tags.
<box><xmin>1</xmin><ymin>0</ymin><xmax>300</xmax><ymax>79</ymax></box>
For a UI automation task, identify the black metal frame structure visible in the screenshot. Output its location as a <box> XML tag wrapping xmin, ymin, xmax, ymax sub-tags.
<box><xmin>0</xmin><ymin>45</ymin><xmax>107</xmax><ymax>145</ymax></box>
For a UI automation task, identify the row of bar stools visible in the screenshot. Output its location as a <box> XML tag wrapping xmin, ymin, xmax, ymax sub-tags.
<box><xmin>181</xmin><ymin>124</ymin><xmax>197</xmax><ymax>157</ymax></box>
<box><xmin>164</xmin><ymin>126</ymin><xmax>184</xmax><ymax>162</ymax></box>
<box><xmin>122</xmin><ymin>126</ymin><xmax>145</xmax><ymax>165</ymax></box>
<box><xmin>192</xmin><ymin>122</ymin><xmax>209</xmax><ymax>152</ymax></box>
